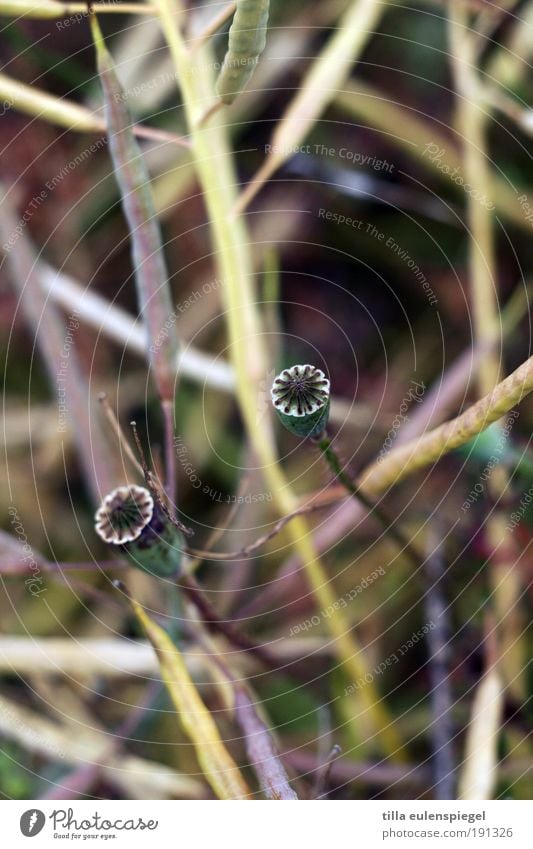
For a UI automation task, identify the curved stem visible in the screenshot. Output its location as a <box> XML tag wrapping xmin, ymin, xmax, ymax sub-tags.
<box><xmin>153</xmin><ymin>2</ymin><xmax>405</xmax><ymax>760</ymax></box>
<box><xmin>314</xmin><ymin>431</ymin><xmax>423</xmax><ymax>569</ymax></box>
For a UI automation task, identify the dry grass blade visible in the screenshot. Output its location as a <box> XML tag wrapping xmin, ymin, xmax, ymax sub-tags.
<box><xmin>448</xmin><ymin>0</ymin><xmax>499</xmax><ymax>398</ymax></box>
<box><xmin>232</xmin><ymin>0</ymin><xmax>383</xmax><ymax>214</ymax></box>
<box><xmin>234</xmin><ymin>687</ymin><xmax>298</xmax><ymax>799</ymax></box>
<box><xmin>449</xmin><ymin>0</ymin><xmax>526</xmax><ymax>704</ymax></box>
<box><xmin>458</xmin><ymin>666</ymin><xmax>504</xmax><ymax>799</ymax></box>
<box><xmin>124</xmin><ymin>587</ymin><xmax>251</xmax><ymax>799</ymax></box>
<box><xmin>0</xmin><ymin>635</ymin><xmax>228</xmax><ymax>676</ymax></box>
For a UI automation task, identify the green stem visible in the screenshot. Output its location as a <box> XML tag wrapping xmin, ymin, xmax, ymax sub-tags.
<box><xmin>167</xmin><ymin>584</ymin><xmax>184</xmax><ymax>646</ymax></box>
<box><xmin>152</xmin><ymin>2</ymin><xmax>405</xmax><ymax>760</ymax></box>
<box><xmin>315</xmin><ymin>431</ymin><xmax>422</xmax><ymax>569</ymax></box>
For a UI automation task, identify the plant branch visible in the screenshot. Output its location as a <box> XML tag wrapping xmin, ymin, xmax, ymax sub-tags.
<box><xmin>356</xmin><ymin>352</ymin><xmax>533</xmax><ymax>497</ymax></box>
<box><xmin>152</xmin><ymin>4</ymin><xmax>404</xmax><ymax>759</ymax></box>
<box><xmin>314</xmin><ymin>431</ymin><xmax>424</xmax><ymax>568</ymax></box>
<box><xmin>189</xmin><ymin>1</ymin><xmax>236</xmax><ymax>53</ymax></box>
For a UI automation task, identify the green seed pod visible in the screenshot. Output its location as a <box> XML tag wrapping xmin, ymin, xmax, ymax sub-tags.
<box><xmin>216</xmin><ymin>0</ymin><xmax>270</xmax><ymax>105</ymax></box>
<box><xmin>271</xmin><ymin>364</ymin><xmax>330</xmax><ymax>438</ymax></box>
<box><xmin>95</xmin><ymin>485</ymin><xmax>183</xmax><ymax>578</ymax></box>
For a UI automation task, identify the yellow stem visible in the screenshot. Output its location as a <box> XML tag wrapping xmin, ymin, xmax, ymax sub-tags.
<box><xmin>448</xmin><ymin>2</ymin><xmax>525</xmax><ymax>701</ymax></box>
<box><xmin>0</xmin><ymin>0</ymin><xmax>156</xmax><ymax>17</ymax></box>
<box><xmin>357</xmin><ymin>351</ymin><xmax>533</xmax><ymax>495</ymax></box>
<box><xmin>152</xmin><ymin>0</ymin><xmax>404</xmax><ymax>759</ymax></box>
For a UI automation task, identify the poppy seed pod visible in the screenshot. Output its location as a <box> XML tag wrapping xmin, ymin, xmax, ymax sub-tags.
<box><xmin>95</xmin><ymin>485</ymin><xmax>183</xmax><ymax>578</ymax></box>
<box><xmin>271</xmin><ymin>364</ymin><xmax>330</xmax><ymax>438</ymax></box>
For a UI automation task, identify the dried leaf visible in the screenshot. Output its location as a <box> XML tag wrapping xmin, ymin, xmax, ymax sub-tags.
<box><xmin>90</xmin><ymin>14</ymin><xmax>179</xmax><ymax>405</ymax></box>
<box><xmin>128</xmin><ymin>592</ymin><xmax>251</xmax><ymax>799</ymax></box>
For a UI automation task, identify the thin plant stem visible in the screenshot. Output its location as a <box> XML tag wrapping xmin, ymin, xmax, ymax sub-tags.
<box><xmin>189</xmin><ymin>1</ymin><xmax>237</xmax><ymax>53</ymax></box>
<box><xmin>356</xmin><ymin>350</ymin><xmax>533</xmax><ymax>496</ymax></box>
<box><xmin>98</xmin><ymin>393</ymin><xmax>144</xmax><ymax>478</ymax></box>
<box><xmin>39</xmin><ymin>261</ymin><xmax>235</xmax><ymax>392</ymax></box>
<box><xmin>179</xmin><ymin>571</ymin><xmax>310</xmax><ymax>678</ymax></box>
<box><xmin>424</xmin><ymin>527</ymin><xmax>455</xmax><ymax>800</ymax></box>
<box><xmin>0</xmin><ymin>72</ymin><xmax>190</xmax><ymax>144</ymax></box>
<box><xmin>152</xmin><ymin>2</ymin><xmax>404</xmax><ymax>759</ymax></box>
<box><xmin>313</xmin><ymin>431</ymin><xmax>424</xmax><ymax>569</ymax></box>
<box><xmin>192</xmin><ymin>621</ymin><xmax>299</xmax><ymax>799</ymax></box>
<box><xmin>184</xmin><ymin>497</ymin><xmax>344</xmax><ymax>562</ymax></box>
<box><xmin>449</xmin><ymin>1</ymin><xmax>525</xmax><ymax>702</ymax></box>
<box><xmin>1</xmin><ymin>1</ymin><xmax>158</xmax><ymax>15</ymax></box>
<box><xmin>162</xmin><ymin>398</ymin><xmax>177</xmax><ymax>511</ymax></box>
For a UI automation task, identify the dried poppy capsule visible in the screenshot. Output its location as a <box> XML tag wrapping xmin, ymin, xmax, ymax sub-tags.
<box><xmin>271</xmin><ymin>364</ymin><xmax>330</xmax><ymax>438</ymax></box>
<box><xmin>95</xmin><ymin>485</ymin><xmax>183</xmax><ymax>577</ymax></box>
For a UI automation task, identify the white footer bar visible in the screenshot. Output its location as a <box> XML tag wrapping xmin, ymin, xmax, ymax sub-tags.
<box><xmin>3</xmin><ymin>800</ymin><xmax>531</xmax><ymax>848</ymax></box>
